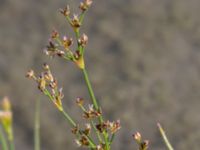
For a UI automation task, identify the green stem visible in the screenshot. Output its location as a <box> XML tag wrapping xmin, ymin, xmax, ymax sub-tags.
<box><xmin>61</xmin><ymin>110</ymin><xmax>76</xmax><ymax>127</ymax></box>
<box><xmin>82</xmin><ymin>69</ymin><xmax>99</xmax><ymax>110</ymax></box>
<box><xmin>82</xmin><ymin>68</ymin><xmax>110</xmax><ymax>150</ymax></box>
<box><xmin>8</xmin><ymin>138</ymin><xmax>14</xmax><ymax>150</ymax></box>
<box><xmin>109</xmin><ymin>134</ymin><xmax>115</xmax><ymax>144</ymax></box>
<box><xmin>8</xmin><ymin>123</ymin><xmax>15</xmax><ymax>150</ymax></box>
<box><xmin>0</xmin><ymin>126</ymin><xmax>8</xmax><ymax>150</ymax></box>
<box><xmin>157</xmin><ymin>123</ymin><xmax>174</xmax><ymax>150</ymax></box>
<box><xmin>34</xmin><ymin>99</ymin><xmax>40</xmax><ymax>150</ymax></box>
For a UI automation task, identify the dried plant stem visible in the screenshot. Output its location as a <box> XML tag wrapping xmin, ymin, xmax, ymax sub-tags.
<box><xmin>82</xmin><ymin>68</ymin><xmax>110</xmax><ymax>150</ymax></box>
<box><xmin>34</xmin><ymin>99</ymin><xmax>40</xmax><ymax>150</ymax></box>
<box><xmin>157</xmin><ymin>123</ymin><xmax>174</xmax><ymax>150</ymax></box>
<box><xmin>0</xmin><ymin>126</ymin><xmax>8</xmax><ymax>150</ymax></box>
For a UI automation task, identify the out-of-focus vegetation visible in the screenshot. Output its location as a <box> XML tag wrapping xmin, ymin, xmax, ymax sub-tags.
<box><xmin>1</xmin><ymin>0</ymin><xmax>200</xmax><ymax>149</ymax></box>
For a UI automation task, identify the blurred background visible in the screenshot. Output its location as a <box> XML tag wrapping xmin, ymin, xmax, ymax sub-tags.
<box><xmin>1</xmin><ymin>0</ymin><xmax>200</xmax><ymax>149</ymax></box>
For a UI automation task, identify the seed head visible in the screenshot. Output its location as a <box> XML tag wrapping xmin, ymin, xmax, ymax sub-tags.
<box><xmin>26</xmin><ymin>69</ymin><xmax>36</xmax><ymax>80</ymax></box>
<box><xmin>79</xmin><ymin>0</ymin><xmax>93</xmax><ymax>12</ymax></box>
<box><xmin>51</xmin><ymin>29</ymin><xmax>59</xmax><ymax>39</ymax></box>
<box><xmin>71</xmin><ymin>14</ymin><xmax>81</xmax><ymax>29</ymax></box>
<box><xmin>76</xmin><ymin>97</ymin><xmax>84</xmax><ymax>106</ymax></box>
<box><xmin>62</xmin><ymin>36</ymin><xmax>73</xmax><ymax>50</ymax></box>
<box><xmin>59</xmin><ymin>5</ymin><xmax>70</xmax><ymax>16</ymax></box>
<box><xmin>133</xmin><ymin>132</ymin><xmax>141</xmax><ymax>143</ymax></box>
<box><xmin>78</xmin><ymin>33</ymin><xmax>88</xmax><ymax>47</ymax></box>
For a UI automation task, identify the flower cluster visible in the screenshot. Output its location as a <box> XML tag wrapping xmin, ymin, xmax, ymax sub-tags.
<box><xmin>27</xmin><ymin>0</ymin><xmax>123</xmax><ymax>149</ymax></box>
<box><xmin>74</xmin><ymin>97</ymin><xmax>121</xmax><ymax>148</ymax></box>
<box><xmin>96</xmin><ymin>120</ymin><xmax>121</xmax><ymax>134</ymax></box>
<box><xmin>26</xmin><ymin>64</ymin><xmax>64</xmax><ymax>111</ymax></box>
<box><xmin>133</xmin><ymin>132</ymin><xmax>149</xmax><ymax>150</ymax></box>
<box><xmin>44</xmin><ymin>0</ymin><xmax>91</xmax><ymax>70</ymax></box>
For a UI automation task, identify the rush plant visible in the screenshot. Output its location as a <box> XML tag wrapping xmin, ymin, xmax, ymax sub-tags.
<box><xmin>0</xmin><ymin>0</ymin><xmax>174</xmax><ymax>150</ymax></box>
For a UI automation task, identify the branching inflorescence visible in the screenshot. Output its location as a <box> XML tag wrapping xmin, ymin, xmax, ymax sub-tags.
<box><xmin>0</xmin><ymin>1</ymin><xmax>175</xmax><ymax>150</ymax></box>
<box><xmin>26</xmin><ymin>0</ymin><xmax>121</xmax><ymax>149</ymax></box>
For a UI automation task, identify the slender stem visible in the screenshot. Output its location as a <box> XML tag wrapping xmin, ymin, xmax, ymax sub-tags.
<box><xmin>109</xmin><ymin>134</ymin><xmax>115</xmax><ymax>144</ymax></box>
<box><xmin>82</xmin><ymin>68</ymin><xmax>110</xmax><ymax>150</ymax></box>
<box><xmin>0</xmin><ymin>126</ymin><xmax>8</xmax><ymax>150</ymax></box>
<box><xmin>91</xmin><ymin>121</ymin><xmax>102</xmax><ymax>143</ymax></box>
<box><xmin>61</xmin><ymin>110</ymin><xmax>76</xmax><ymax>127</ymax></box>
<box><xmin>34</xmin><ymin>99</ymin><xmax>40</xmax><ymax>150</ymax></box>
<box><xmin>82</xmin><ymin>69</ymin><xmax>99</xmax><ymax>110</ymax></box>
<box><xmin>157</xmin><ymin>123</ymin><xmax>174</xmax><ymax>150</ymax></box>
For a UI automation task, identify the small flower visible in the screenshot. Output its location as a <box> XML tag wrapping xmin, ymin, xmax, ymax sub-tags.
<box><xmin>76</xmin><ymin>136</ymin><xmax>89</xmax><ymax>147</ymax></box>
<box><xmin>108</xmin><ymin>119</ymin><xmax>121</xmax><ymax>134</ymax></box>
<box><xmin>133</xmin><ymin>132</ymin><xmax>149</xmax><ymax>150</ymax></box>
<box><xmin>62</xmin><ymin>36</ymin><xmax>73</xmax><ymax>50</ymax></box>
<box><xmin>133</xmin><ymin>132</ymin><xmax>142</xmax><ymax>144</ymax></box>
<box><xmin>59</xmin><ymin>5</ymin><xmax>70</xmax><ymax>16</ymax></box>
<box><xmin>71</xmin><ymin>14</ymin><xmax>81</xmax><ymax>29</ymax></box>
<box><xmin>80</xmin><ymin>136</ymin><xmax>90</xmax><ymax>146</ymax></box>
<box><xmin>26</xmin><ymin>70</ymin><xmax>36</xmax><ymax>80</ymax></box>
<box><xmin>82</xmin><ymin>123</ymin><xmax>91</xmax><ymax>135</ymax></box>
<box><xmin>78</xmin><ymin>33</ymin><xmax>88</xmax><ymax>47</ymax></box>
<box><xmin>96</xmin><ymin>122</ymin><xmax>107</xmax><ymax>133</ymax></box>
<box><xmin>44</xmin><ymin>40</ymin><xmax>65</xmax><ymax>58</ymax></box>
<box><xmin>76</xmin><ymin>97</ymin><xmax>84</xmax><ymax>106</ymax></box>
<box><xmin>71</xmin><ymin>125</ymin><xmax>79</xmax><ymax>135</ymax></box>
<box><xmin>51</xmin><ymin>29</ymin><xmax>59</xmax><ymax>39</ymax></box>
<box><xmin>140</xmin><ymin>140</ymin><xmax>149</xmax><ymax>150</ymax></box>
<box><xmin>79</xmin><ymin>0</ymin><xmax>93</xmax><ymax>11</ymax></box>
<box><xmin>38</xmin><ymin>74</ymin><xmax>46</xmax><ymax>92</ymax></box>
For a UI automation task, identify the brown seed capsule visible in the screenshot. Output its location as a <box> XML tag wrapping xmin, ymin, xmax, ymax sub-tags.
<box><xmin>43</xmin><ymin>63</ymin><xmax>50</xmax><ymax>70</ymax></box>
<box><xmin>78</xmin><ymin>33</ymin><xmax>88</xmax><ymax>47</ymax></box>
<box><xmin>108</xmin><ymin>120</ymin><xmax>121</xmax><ymax>134</ymax></box>
<box><xmin>76</xmin><ymin>97</ymin><xmax>84</xmax><ymax>106</ymax></box>
<box><xmin>38</xmin><ymin>75</ymin><xmax>46</xmax><ymax>92</ymax></box>
<box><xmin>79</xmin><ymin>0</ymin><xmax>93</xmax><ymax>11</ymax></box>
<box><xmin>62</xmin><ymin>36</ymin><xmax>73</xmax><ymax>49</ymax></box>
<box><xmin>51</xmin><ymin>29</ymin><xmax>59</xmax><ymax>39</ymax></box>
<box><xmin>71</xmin><ymin>15</ymin><xmax>81</xmax><ymax>28</ymax></box>
<box><xmin>133</xmin><ymin>132</ymin><xmax>142</xmax><ymax>144</ymax></box>
<box><xmin>59</xmin><ymin>5</ymin><xmax>70</xmax><ymax>16</ymax></box>
<box><xmin>140</xmin><ymin>140</ymin><xmax>149</xmax><ymax>150</ymax></box>
<box><xmin>57</xmin><ymin>50</ymin><xmax>65</xmax><ymax>57</ymax></box>
<box><xmin>79</xmin><ymin>135</ymin><xmax>89</xmax><ymax>146</ymax></box>
<box><xmin>71</xmin><ymin>126</ymin><xmax>79</xmax><ymax>135</ymax></box>
<box><xmin>26</xmin><ymin>70</ymin><xmax>35</xmax><ymax>79</ymax></box>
